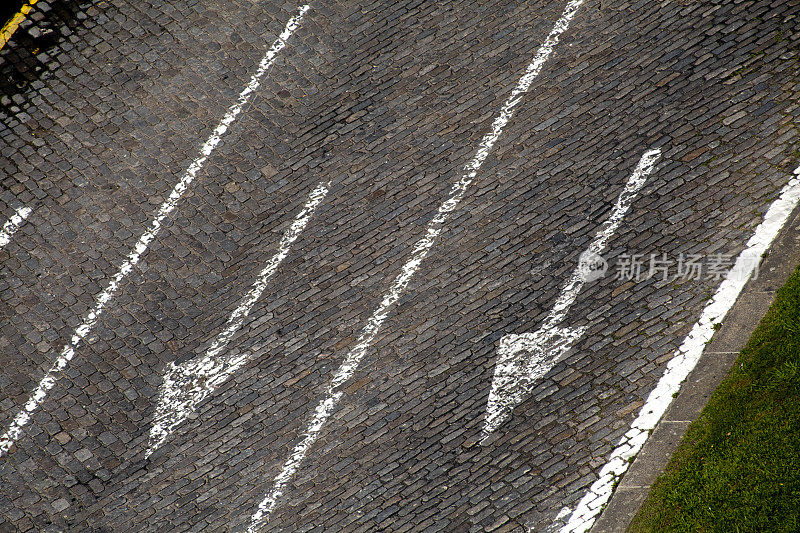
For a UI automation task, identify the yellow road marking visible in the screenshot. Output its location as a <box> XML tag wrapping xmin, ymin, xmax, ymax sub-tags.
<box><xmin>0</xmin><ymin>0</ymin><xmax>39</xmax><ymax>52</ymax></box>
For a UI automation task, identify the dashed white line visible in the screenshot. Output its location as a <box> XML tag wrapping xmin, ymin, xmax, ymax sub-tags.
<box><xmin>0</xmin><ymin>206</ymin><xmax>32</xmax><ymax>251</ymax></box>
<box><xmin>146</xmin><ymin>181</ymin><xmax>329</xmax><ymax>457</ymax></box>
<box><xmin>483</xmin><ymin>148</ymin><xmax>660</xmax><ymax>439</ymax></box>
<box><xmin>0</xmin><ymin>4</ymin><xmax>310</xmax><ymax>458</ymax></box>
<box><xmin>247</xmin><ymin>0</ymin><xmax>584</xmax><ymax>529</ymax></box>
<box><xmin>557</xmin><ymin>165</ymin><xmax>800</xmax><ymax>533</ymax></box>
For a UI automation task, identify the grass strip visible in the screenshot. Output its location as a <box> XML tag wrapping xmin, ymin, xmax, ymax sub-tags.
<box><xmin>629</xmin><ymin>264</ymin><xmax>800</xmax><ymax>532</ymax></box>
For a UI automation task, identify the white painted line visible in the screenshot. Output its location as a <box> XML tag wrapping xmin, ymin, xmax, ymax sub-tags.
<box><xmin>247</xmin><ymin>1</ymin><xmax>584</xmax><ymax>529</ymax></box>
<box><xmin>248</xmin><ymin>392</ymin><xmax>342</xmax><ymax>530</ymax></box>
<box><xmin>0</xmin><ymin>205</ymin><xmax>32</xmax><ymax>250</ymax></box>
<box><xmin>556</xmin><ymin>165</ymin><xmax>800</xmax><ymax>533</ymax></box>
<box><xmin>146</xmin><ymin>181</ymin><xmax>329</xmax><ymax>457</ymax></box>
<box><xmin>0</xmin><ymin>5</ymin><xmax>310</xmax><ymax>458</ymax></box>
<box><xmin>483</xmin><ymin>149</ymin><xmax>661</xmax><ymax>439</ymax></box>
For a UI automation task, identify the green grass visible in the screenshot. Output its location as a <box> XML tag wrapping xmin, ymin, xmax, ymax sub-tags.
<box><xmin>629</xmin><ymin>265</ymin><xmax>800</xmax><ymax>533</ymax></box>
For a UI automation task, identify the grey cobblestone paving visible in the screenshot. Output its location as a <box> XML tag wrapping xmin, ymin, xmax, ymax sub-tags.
<box><xmin>1</xmin><ymin>0</ymin><xmax>799</xmax><ymax>531</ymax></box>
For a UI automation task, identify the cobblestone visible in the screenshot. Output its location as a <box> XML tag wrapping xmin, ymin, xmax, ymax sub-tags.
<box><xmin>0</xmin><ymin>0</ymin><xmax>799</xmax><ymax>531</ymax></box>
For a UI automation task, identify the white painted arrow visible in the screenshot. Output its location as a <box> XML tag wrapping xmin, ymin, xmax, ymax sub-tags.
<box><xmin>146</xmin><ymin>181</ymin><xmax>329</xmax><ymax>456</ymax></box>
<box><xmin>0</xmin><ymin>5</ymin><xmax>310</xmax><ymax>459</ymax></box>
<box><xmin>556</xmin><ymin>164</ymin><xmax>800</xmax><ymax>533</ymax></box>
<box><xmin>483</xmin><ymin>148</ymin><xmax>661</xmax><ymax>439</ymax></box>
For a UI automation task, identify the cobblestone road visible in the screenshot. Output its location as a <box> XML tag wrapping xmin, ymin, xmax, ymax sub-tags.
<box><xmin>1</xmin><ymin>0</ymin><xmax>799</xmax><ymax>531</ymax></box>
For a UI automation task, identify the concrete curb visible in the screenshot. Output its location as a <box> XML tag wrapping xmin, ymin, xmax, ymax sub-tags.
<box><xmin>591</xmin><ymin>202</ymin><xmax>800</xmax><ymax>533</ymax></box>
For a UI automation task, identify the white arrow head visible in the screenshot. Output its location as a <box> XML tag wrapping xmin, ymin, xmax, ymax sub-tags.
<box><xmin>146</xmin><ymin>351</ymin><xmax>254</xmax><ymax>457</ymax></box>
<box><xmin>483</xmin><ymin>324</ymin><xmax>587</xmax><ymax>440</ymax></box>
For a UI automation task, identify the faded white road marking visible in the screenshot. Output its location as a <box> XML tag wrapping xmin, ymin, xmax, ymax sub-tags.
<box><xmin>483</xmin><ymin>149</ymin><xmax>661</xmax><ymax>439</ymax></box>
<box><xmin>248</xmin><ymin>392</ymin><xmax>341</xmax><ymax>531</ymax></box>
<box><xmin>0</xmin><ymin>206</ymin><xmax>32</xmax><ymax>250</ymax></box>
<box><xmin>0</xmin><ymin>5</ymin><xmax>310</xmax><ymax>458</ymax></box>
<box><xmin>557</xmin><ymin>165</ymin><xmax>800</xmax><ymax>533</ymax></box>
<box><xmin>247</xmin><ymin>1</ymin><xmax>584</xmax><ymax>529</ymax></box>
<box><xmin>146</xmin><ymin>181</ymin><xmax>329</xmax><ymax>457</ymax></box>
